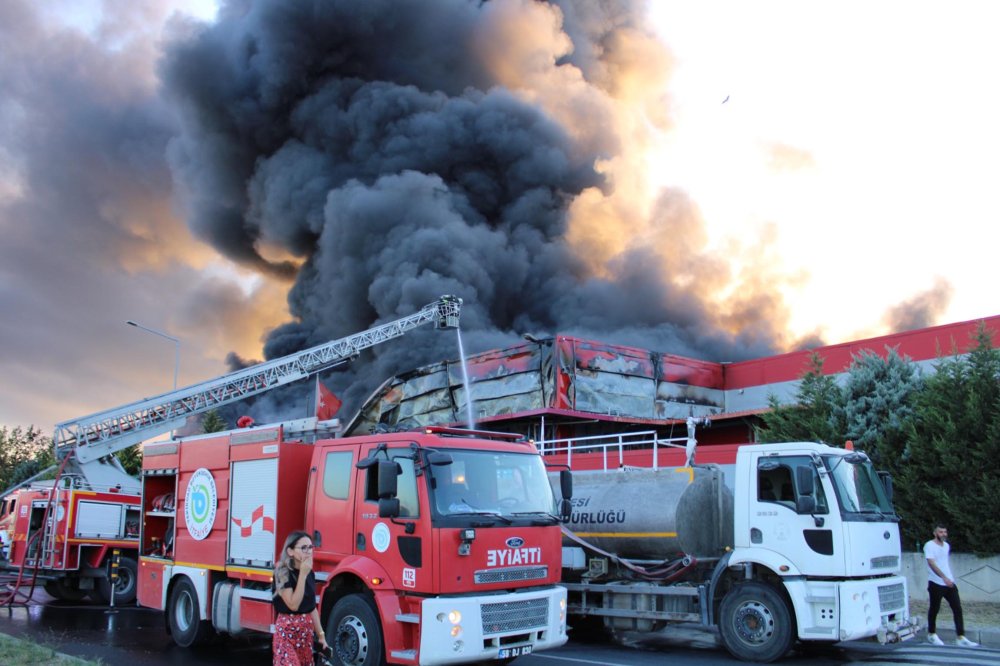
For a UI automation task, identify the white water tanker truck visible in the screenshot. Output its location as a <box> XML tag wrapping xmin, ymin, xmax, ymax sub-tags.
<box><xmin>545</xmin><ymin>426</ymin><xmax>918</xmax><ymax>662</ymax></box>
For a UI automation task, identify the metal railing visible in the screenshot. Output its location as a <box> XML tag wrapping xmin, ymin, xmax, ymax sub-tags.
<box><xmin>537</xmin><ymin>430</ymin><xmax>688</xmax><ymax>471</ymax></box>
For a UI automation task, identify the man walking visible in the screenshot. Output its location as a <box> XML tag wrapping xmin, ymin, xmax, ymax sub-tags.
<box><xmin>925</xmin><ymin>524</ymin><xmax>978</xmax><ymax>647</ymax></box>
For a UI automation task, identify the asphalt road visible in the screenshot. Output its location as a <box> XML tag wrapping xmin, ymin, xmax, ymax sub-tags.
<box><xmin>1</xmin><ymin>594</ymin><xmax>997</xmax><ymax>666</ymax></box>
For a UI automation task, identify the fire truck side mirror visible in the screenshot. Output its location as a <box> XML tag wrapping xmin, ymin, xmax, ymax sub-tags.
<box><xmin>378</xmin><ymin>497</ymin><xmax>401</xmax><ymax>518</ymax></box>
<box><xmin>426</xmin><ymin>451</ymin><xmax>453</xmax><ymax>466</ymax></box>
<box><xmin>559</xmin><ymin>470</ymin><xmax>573</xmax><ymax>500</ymax></box>
<box><xmin>377</xmin><ymin>460</ymin><xmax>400</xmax><ymax>499</ymax></box>
<box><xmin>558</xmin><ymin>499</ymin><xmax>572</xmax><ymax>523</ymax></box>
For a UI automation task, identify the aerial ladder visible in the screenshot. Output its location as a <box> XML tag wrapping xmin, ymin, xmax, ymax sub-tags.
<box><xmin>2</xmin><ymin>296</ymin><xmax>461</xmax><ymax>605</ymax></box>
<box><xmin>51</xmin><ymin>295</ymin><xmax>463</xmax><ymax>490</ymax></box>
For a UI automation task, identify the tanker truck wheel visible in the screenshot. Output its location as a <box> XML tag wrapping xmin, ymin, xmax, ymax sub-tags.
<box><xmin>327</xmin><ymin>593</ymin><xmax>384</xmax><ymax>666</ymax></box>
<box><xmin>718</xmin><ymin>582</ymin><xmax>794</xmax><ymax>663</ymax></box>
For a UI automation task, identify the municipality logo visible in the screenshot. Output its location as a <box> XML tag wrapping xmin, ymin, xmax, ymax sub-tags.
<box><xmin>185</xmin><ymin>468</ymin><xmax>218</xmax><ymax>541</ymax></box>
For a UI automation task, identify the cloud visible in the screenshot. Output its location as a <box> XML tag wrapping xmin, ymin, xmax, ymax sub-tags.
<box><xmin>0</xmin><ymin>1</ymin><xmax>283</xmax><ymax>430</ymax></box>
<box><xmin>764</xmin><ymin>141</ymin><xmax>817</xmax><ymax>172</ymax></box>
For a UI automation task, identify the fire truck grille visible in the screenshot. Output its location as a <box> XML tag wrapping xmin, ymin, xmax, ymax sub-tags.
<box><xmin>474</xmin><ymin>566</ymin><xmax>548</xmax><ymax>585</ymax></box>
<box><xmin>481</xmin><ymin>598</ymin><xmax>549</xmax><ymax>635</ymax></box>
<box><xmin>870</xmin><ymin>556</ymin><xmax>899</xmax><ymax>570</ymax></box>
<box><xmin>877</xmin><ymin>583</ymin><xmax>905</xmax><ymax>612</ymax></box>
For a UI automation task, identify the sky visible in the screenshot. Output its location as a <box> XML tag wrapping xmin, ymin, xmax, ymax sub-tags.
<box><xmin>2</xmin><ymin>0</ymin><xmax>998</xmax><ymax>435</ymax></box>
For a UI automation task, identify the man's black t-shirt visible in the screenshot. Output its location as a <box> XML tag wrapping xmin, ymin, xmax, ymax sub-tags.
<box><xmin>272</xmin><ymin>568</ymin><xmax>316</xmax><ymax>615</ymax></box>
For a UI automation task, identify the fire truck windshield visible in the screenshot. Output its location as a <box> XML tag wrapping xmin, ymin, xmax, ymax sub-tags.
<box><xmin>431</xmin><ymin>449</ymin><xmax>556</xmax><ymax>520</ymax></box>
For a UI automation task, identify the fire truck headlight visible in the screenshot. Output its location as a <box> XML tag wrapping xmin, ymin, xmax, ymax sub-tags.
<box><xmin>450</xmin><ymin>625</ymin><xmax>463</xmax><ymax>638</ymax></box>
<box><xmin>452</xmin><ymin>640</ymin><xmax>464</xmax><ymax>653</ymax></box>
<box><xmin>448</xmin><ymin>610</ymin><xmax>462</xmax><ymax>625</ymax></box>
<box><xmin>460</xmin><ymin>528</ymin><xmax>476</xmax><ymax>541</ymax></box>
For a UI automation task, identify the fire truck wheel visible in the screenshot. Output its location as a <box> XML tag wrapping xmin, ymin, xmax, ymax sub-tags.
<box><xmin>44</xmin><ymin>578</ymin><xmax>89</xmax><ymax>602</ymax></box>
<box><xmin>92</xmin><ymin>556</ymin><xmax>138</xmax><ymax>605</ymax></box>
<box><xmin>327</xmin><ymin>594</ymin><xmax>384</xmax><ymax>666</ymax></box>
<box><xmin>168</xmin><ymin>576</ymin><xmax>215</xmax><ymax>648</ymax></box>
<box><xmin>718</xmin><ymin>582</ymin><xmax>795</xmax><ymax>663</ymax></box>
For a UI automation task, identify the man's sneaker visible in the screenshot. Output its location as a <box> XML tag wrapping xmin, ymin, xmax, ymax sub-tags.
<box><xmin>926</xmin><ymin>633</ymin><xmax>945</xmax><ymax>646</ymax></box>
<box><xmin>955</xmin><ymin>636</ymin><xmax>979</xmax><ymax>647</ymax></box>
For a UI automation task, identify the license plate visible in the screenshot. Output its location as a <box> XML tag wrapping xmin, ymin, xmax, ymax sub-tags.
<box><xmin>497</xmin><ymin>645</ymin><xmax>532</xmax><ymax>659</ymax></box>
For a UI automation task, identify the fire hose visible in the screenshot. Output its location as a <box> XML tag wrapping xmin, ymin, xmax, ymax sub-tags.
<box><xmin>561</xmin><ymin>525</ymin><xmax>697</xmax><ymax>582</ymax></box>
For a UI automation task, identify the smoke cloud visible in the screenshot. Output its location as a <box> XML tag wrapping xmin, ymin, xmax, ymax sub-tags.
<box><xmin>0</xmin><ymin>1</ymin><xmax>967</xmax><ymax>435</ymax></box>
<box><xmin>161</xmin><ymin>0</ymin><xmax>790</xmax><ymax>419</ymax></box>
<box><xmin>883</xmin><ymin>278</ymin><xmax>953</xmax><ymax>333</ymax></box>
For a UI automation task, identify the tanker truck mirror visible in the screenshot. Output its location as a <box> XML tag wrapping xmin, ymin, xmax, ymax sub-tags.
<box><xmin>877</xmin><ymin>471</ymin><xmax>894</xmax><ymax>502</ymax></box>
<box><xmin>794</xmin><ymin>465</ymin><xmax>817</xmax><ymax>515</ymax></box>
<box><xmin>795</xmin><ymin>465</ymin><xmax>814</xmax><ymax>496</ymax></box>
<box><xmin>560</xmin><ymin>470</ymin><xmax>573</xmax><ymax>500</ymax></box>
<box><xmin>377</xmin><ymin>460</ymin><xmax>400</xmax><ymax>499</ymax></box>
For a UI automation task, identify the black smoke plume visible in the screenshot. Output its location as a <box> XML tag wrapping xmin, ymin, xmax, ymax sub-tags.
<box><xmin>162</xmin><ymin>0</ymin><xmax>777</xmax><ymax>422</ymax></box>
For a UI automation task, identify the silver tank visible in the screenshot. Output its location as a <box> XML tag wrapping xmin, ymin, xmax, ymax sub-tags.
<box><xmin>555</xmin><ymin>465</ymin><xmax>734</xmax><ymax>560</ymax></box>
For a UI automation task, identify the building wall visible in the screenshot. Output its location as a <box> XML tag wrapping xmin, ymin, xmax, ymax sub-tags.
<box><xmin>902</xmin><ymin>552</ymin><xmax>1000</xmax><ymax>603</ymax></box>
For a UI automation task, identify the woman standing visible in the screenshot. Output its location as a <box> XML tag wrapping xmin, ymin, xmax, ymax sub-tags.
<box><xmin>273</xmin><ymin>530</ymin><xmax>328</xmax><ymax>664</ymax></box>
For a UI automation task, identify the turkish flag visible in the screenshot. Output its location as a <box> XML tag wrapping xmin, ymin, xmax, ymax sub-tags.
<box><xmin>316</xmin><ymin>377</ymin><xmax>342</xmax><ymax>420</ymax></box>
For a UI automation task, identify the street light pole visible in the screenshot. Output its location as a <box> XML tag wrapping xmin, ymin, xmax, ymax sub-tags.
<box><xmin>126</xmin><ymin>320</ymin><xmax>180</xmax><ymax>390</ymax></box>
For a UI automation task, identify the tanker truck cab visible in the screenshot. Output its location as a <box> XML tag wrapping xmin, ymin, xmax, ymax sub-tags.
<box><xmin>317</xmin><ymin>430</ymin><xmax>568</xmax><ymax>665</ymax></box>
<box><xmin>724</xmin><ymin>442</ymin><xmax>915</xmax><ymax>660</ymax></box>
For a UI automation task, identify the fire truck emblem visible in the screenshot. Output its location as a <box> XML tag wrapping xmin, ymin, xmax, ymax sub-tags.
<box><xmin>231</xmin><ymin>505</ymin><xmax>275</xmax><ymax>537</ymax></box>
<box><xmin>372</xmin><ymin>522</ymin><xmax>391</xmax><ymax>553</ymax></box>
<box><xmin>185</xmin><ymin>468</ymin><xmax>218</xmax><ymax>541</ymax></box>
<box><xmin>506</xmin><ymin>537</ymin><xmax>524</xmax><ymax>548</ymax></box>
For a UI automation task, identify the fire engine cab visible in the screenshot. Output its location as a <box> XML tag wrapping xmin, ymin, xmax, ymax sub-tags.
<box><xmin>138</xmin><ymin>420</ymin><xmax>570</xmax><ymax>665</ymax></box>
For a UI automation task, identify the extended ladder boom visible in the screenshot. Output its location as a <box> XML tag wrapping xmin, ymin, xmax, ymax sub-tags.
<box><xmin>54</xmin><ymin>296</ymin><xmax>462</xmax><ymax>466</ymax></box>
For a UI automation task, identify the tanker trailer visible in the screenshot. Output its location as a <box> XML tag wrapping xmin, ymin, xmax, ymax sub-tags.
<box><xmin>556</xmin><ymin>441</ymin><xmax>918</xmax><ymax>663</ymax></box>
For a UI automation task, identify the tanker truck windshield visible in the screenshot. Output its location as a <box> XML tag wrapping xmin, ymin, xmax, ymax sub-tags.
<box><xmin>431</xmin><ymin>450</ymin><xmax>557</xmax><ymax>524</ymax></box>
<box><xmin>823</xmin><ymin>454</ymin><xmax>897</xmax><ymax>521</ymax></box>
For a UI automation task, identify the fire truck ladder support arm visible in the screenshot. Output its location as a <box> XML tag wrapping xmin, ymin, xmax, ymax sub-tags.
<box><xmin>53</xmin><ymin>296</ymin><xmax>462</xmax><ymax>467</ymax></box>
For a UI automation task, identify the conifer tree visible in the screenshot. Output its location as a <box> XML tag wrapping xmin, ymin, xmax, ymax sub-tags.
<box><xmin>900</xmin><ymin>323</ymin><xmax>1000</xmax><ymax>553</ymax></box>
<box><xmin>201</xmin><ymin>410</ymin><xmax>227</xmax><ymax>433</ymax></box>
<box><xmin>840</xmin><ymin>347</ymin><xmax>922</xmax><ymax>479</ymax></box>
<box><xmin>756</xmin><ymin>352</ymin><xmax>845</xmax><ymax>444</ymax></box>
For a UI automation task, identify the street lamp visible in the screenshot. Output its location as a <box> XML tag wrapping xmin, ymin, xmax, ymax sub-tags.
<box><xmin>126</xmin><ymin>320</ymin><xmax>180</xmax><ymax>390</ymax></box>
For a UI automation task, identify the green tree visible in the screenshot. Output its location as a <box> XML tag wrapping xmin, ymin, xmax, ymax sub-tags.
<box><xmin>115</xmin><ymin>445</ymin><xmax>143</xmax><ymax>477</ymax></box>
<box><xmin>840</xmin><ymin>347</ymin><xmax>922</xmax><ymax>478</ymax></box>
<box><xmin>201</xmin><ymin>410</ymin><xmax>227</xmax><ymax>433</ymax></box>
<box><xmin>0</xmin><ymin>426</ymin><xmax>52</xmax><ymax>491</ymax></box>
<box><xmin>756</xmin><ymin>352</ymin><xmax>845</xmax><ymax>445</ymax></box>
<box><xmin>900</xmin><ymin>323</ymin><xmax>1000</xmax><ymax>553</ymax></box>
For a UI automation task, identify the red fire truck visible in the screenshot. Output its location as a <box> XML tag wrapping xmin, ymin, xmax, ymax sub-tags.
<box><xmin>1</xmin><ymin>482</ymin><xmax>141</xmax><ymax>603</ymax></box>
<box><xmin>138</xmin><ymin>421</ymin><xmax>570</xmax><ymax>664</ymax></box>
